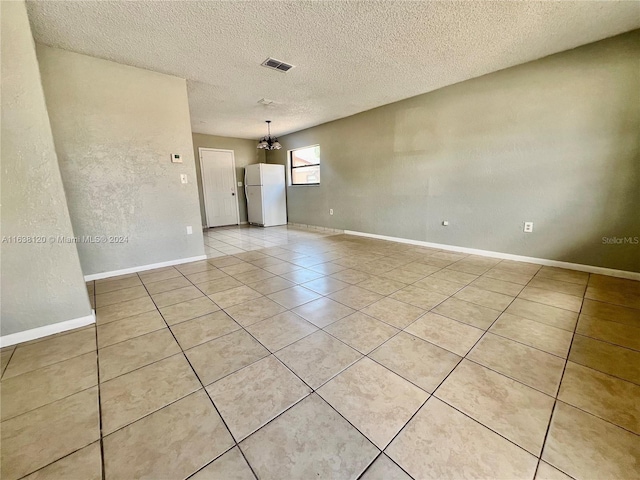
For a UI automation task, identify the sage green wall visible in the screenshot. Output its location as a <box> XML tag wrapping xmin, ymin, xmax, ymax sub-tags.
<box><xmin>269</xmin><ymin>31</ymin><xmax>640</xmax><ymax>273</ymax></box>
<box><xmin>37</xmin><ymin>45</ymin><xmax>205</xmax><ymax>276</ymax></box>
<box><xmin>1</xmin><ymin>1</ymin><xmax>92</xmax><ymax>337</ymax></box>
<box><xmin>192</xmin><ymin>133</ymin><xmax>265</xmax><ymax>225</ymax></box>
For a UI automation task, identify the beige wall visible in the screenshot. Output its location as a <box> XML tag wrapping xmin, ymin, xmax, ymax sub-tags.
<box><xmin>1</xmin><ymin>1</ymin><xmax>92</xmax><ymax>337</ymax></box>
<box><xmin>192</xmin><ymin>133</ymin><xmax>265</xmax><ymax>225</ymax></box>
<box><xmin>268</xmin><ymin>30</ymin><xmax>640</xmax><ymax>273</ymax></box>
<box><xmin>37</xmin><ymin>45</ymin><xmax>205</xmax><ymax>276</ymax></box>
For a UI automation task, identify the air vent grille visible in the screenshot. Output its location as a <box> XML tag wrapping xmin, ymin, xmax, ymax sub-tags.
<box><xmin>261</xmin><ymin>58</ymin><xmax>295</xmax><ymax>73</ymax></box>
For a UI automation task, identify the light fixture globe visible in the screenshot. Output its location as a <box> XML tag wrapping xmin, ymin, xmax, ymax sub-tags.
<box><xmin>257</xmin><ymin>120</ymin><xmax>281</xmax><ymax>150</ymax></box>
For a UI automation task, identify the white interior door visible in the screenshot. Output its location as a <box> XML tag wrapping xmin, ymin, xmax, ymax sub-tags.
<box><xmin>199</xmin><ymin>148</ymin><xmax>239</xmax><ymax>227</ymax></box>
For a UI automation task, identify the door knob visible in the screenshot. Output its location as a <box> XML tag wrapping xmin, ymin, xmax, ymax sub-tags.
<box><xmin>232</xmin><ymin>192</ymin><xmax>235</xmax><ymax>196</ymax></box>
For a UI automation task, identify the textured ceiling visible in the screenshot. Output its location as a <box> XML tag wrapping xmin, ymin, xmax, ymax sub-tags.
<box><xmin>26</xmin><ymin>1</ymin><xmax>640</xmax><ymax>140</ymax></box>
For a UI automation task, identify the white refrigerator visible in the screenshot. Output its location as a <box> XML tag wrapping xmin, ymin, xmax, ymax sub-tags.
<box><xmin>244</xmin><ymin>164</ymin><xmax>287</xmax><ymax>227</ymax></box>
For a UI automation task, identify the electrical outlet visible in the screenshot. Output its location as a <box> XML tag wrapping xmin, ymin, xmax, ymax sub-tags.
<box><xmin>180</xmin><ymin>174</ymin><xmax>188</xmax><ymax>184</ymax></box>
<box><xmin>442</xmin><ymin>220</ymin><xmax>449</xmax><ymax>226</ymax></box>
<box><xmin>329</xmin><ymin>209</ymin><xmax>334</xmax><ymax>215</ymax></box>
<box><xmin>524</xmin><ymin>222</ymin><xmax>534</xmax><ymax>233</ymax></box>
<box><xmin>186</xmin><ymin>226</ymin><xmax>193</xmax><ymax>235</ymax></box>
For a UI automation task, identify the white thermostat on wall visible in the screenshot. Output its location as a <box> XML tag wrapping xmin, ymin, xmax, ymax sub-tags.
<box><xmin>171</xmin><ymin>154</ymin><xmax>183</xmax><ymax>163</ymax></box>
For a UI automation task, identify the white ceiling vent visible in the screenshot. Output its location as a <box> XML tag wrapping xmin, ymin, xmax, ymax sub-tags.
<box><xmin>261</xmin><ymin>58</ymin><xmax>295</xmax><ymax>73</ymax></box>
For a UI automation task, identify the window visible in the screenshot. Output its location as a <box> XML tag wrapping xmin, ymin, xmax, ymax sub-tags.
<box><xmin>290</xmin><ymin>145</ymin><xmax>320</xmax><ymax>185</ymax></box>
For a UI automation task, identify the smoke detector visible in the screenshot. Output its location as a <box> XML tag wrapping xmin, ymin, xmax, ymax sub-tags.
<box><xmin>261</xmin><ymin>58</ymin><xmax>295</xmax><ymax>73</ymax></box>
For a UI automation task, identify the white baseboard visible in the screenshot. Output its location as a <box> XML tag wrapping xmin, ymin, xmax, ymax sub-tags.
<box><xmin>0</xmin><ymin>312</ymin><xmax>96</xmax><ymax>348</ymax></box>
<box><xmin>344</xmin><ymin>229</ymin><xmax>640</xmax><ymax>281</ymax></box>
<box><xmin>84</xmin><ymin>255</ymin><xmax>208</xmax><ymax>282</ymax></box>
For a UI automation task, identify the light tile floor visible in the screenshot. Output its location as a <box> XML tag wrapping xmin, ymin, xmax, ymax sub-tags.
<box><xmin>1</xmin><ymin>225</ymin><xmax>639</xmax><ymax>479</ymax></box>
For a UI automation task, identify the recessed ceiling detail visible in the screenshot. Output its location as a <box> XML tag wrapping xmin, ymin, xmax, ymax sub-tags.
<box><xmin>261</xmin><ymin>58</ymin><xmax>295</xmax><ymax>73</ymax></box>
<box><xmin>25</xmin><ymin>1</ymin><xmax>640</xmax><ymax>139</ymax></box>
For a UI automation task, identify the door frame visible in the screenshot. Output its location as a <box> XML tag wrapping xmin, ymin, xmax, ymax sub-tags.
<box><xmin>198</xmin><ymin>147</ymin><xmax>240</xmax><ymax>228</ymax></box>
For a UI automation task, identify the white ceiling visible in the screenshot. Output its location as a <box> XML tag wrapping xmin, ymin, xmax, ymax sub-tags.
<box><xmin>27</xmin><ymin>1</ymin><xmax>640</xmax><ymax>140</ymax></box>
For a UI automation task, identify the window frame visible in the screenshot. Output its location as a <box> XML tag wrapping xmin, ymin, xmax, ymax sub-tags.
<box><xmin>289</xmin><ymin>145</ymin><xmax>320</xmax><ymax>186</ymax></box>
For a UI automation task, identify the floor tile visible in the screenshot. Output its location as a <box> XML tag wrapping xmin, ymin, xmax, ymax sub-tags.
<box><xmin>519</xmin><ymin>286</ymin><xmax>583</xmax><ymax>312</ymax></box>
<box><xmin>467</xmin><ymin>333</ymin><xmax>565</xmax><ymax>396</ymax></box>
<box><xmin>292</xmin><ymin>297</ymin><xmax>355</xmax><ymax>328</ymax></box>
<box><xmin>240</xmin><ymin>394</ymin><xmax>377</xmax><ymax>480</ymax></box>
<box><xmin>3</xmin><ymin>328</ymin><xmax>96</xmax><ymax>379</ymax></box>
<box><xmin>185</xmin><ymin>329</ymin><xmax>269</xmax><ymax>385</ymax></box>
<box><xmin>95</xmin><ymin>275</ymin><xmax>142</xmax><ymax>295</ymax></box>
<box><xmin>307</xmin><ymin>261</ymin><xmax>347</xmax><ymax>275</ymax></box>
<box><xmin>405</xmin><ymin>312</ymin><xmax>484</xmax><ymax>356</ymax></box>
<box><xmin>0</xmin><ymin>351</ymin><xmax>96</xmax><ymax>421</ymax></box>
<box><xmin>436</xmin><ymin>360</ymin><xmax>554</xmax><ymax>455</ymax></box>
<box><xmin>99</xmin><ymin>328</ymin><xmax>181</xmax><ymax>381</ymax></box>
<box><xmin>170</xmin><ymin>311</ymin><xmax>240</xmax><ymax>350</ymax></box>
<box><xmin>329</xmin><ymin>285</ymin><xmax>384</xmax><ymax>310</ymax></box>
<box><xmin>431</xmin><ymin>268</ymin><xmax>478</xmax><ymax>285</ymax></box>
<box><xmin>224</xmin><ymin>296</ymin><xmax>287</xmax><ymax>327</ymax></box>
<box><xmin>138</xmin><ymin>267</ymin><xmax>182</xmax><ymax>284</ymax></box>
<box><xmin>470</xmin><ymin>276</ymin><xmax>524</xmax><ymax>296</ymax></box>
<box><xmin>580</xmin><ymin>298</ymin><xmax>640</xmax><ymax>327</ymax></box>
<box><xmin>196</xmin><ymin>276</ymin><xmax>244</xmax><ymax>295</ymax></box>
<box><xmin>542</xmin><ymin>402</ymin><xmax>639</xmax><ymax>480</ymax></box>
<box><xmin>360</xmin><ymin>455</ymin><xmax>412</xmax><ymax>480</ymax></box>
<box><xmin>100</xmin><ymin>354</ymin><xmax>201</xmax><ymax>434</ymax></box>
<box><xmin>413</xmin><ymin>275</ymin><xmax>465</xmax><ymax>296</ymax></box>
<box><xmin>267</xmin><ymin>286</ymin><xmax>321</xmax><ymax>309</ymax></box>
<box><xmin>233</xmin><ymin>268</ymin><xmax>275</xmax><ymax>284</ymax></box>
<box><xmin>95</xmin><ymin>285</ymin><xmax>148</xmax><ymax>308</ymax></box>
<box><xmin>151</xmin><ymin>285</ymin><xmax>204</xmax><ymax>308</ymax></box>
<box><xmin>432</xmin><ymin>297</ymin><xmax>501</xmax><ymax>330</ymax></box>
<box><xmin>245</xmin><ymin>311</ymin><xmax>318</xmax><ymax>352</ymax></box>
<box><xmin>577</xmin><ymin>314</ymin><xmax>640</xmax><ymax>351</ymax></box>
<box><xmin>247</xmin><ymin>276</ymin><xmax>296</xmax><ymax>295</ymax></box>
<box><xmin>534</xmin><ymin>461</ymin><xmax>573</xmax><ymax>480</ymax></box>
<box><xmin>569</xmin><ymin>334</ymin><xmax>640</xmax><ymax>385</ymax></box>
<box><xmin>585</xmin><ymin>286</ymin><xmax>640</xmax><ymax>310</ymax></box>
<box><xmin>361</xmin><ymin>297</ymin><xmax>425</xmax><ymax>329</ymax></box>
<box><xmin>96</xmin><ymin>296</ymin><xmax>157</xmax><ymax>324</ymax></box>
<box><xmin>144</xmin><ymin>275</ymin><xmax>191</xmax><ymax>294</ymax></box>
<box><xmin>185</xmin><ymin>268</ymin><xmax>229</xmax><ymax>284</ymax></box>
<box><xmin>483</xmin><ymin>267</ymin><xmax>533</xmax><ymax>286</ymax></box>
<box><xmin>210</xmin><ymin>285</ymin><xmax>263</xmax><ymax>309</ymax></box>
<box><xmin>190</xmin><ymin>447</ymin><xmax>254</xmax><ymax>480</ymax></box>
<box><xmin>535</xmin><ymin>267</ymin><xmax>588</xmax><ymax>285</ymax></box>
<box><xmin>454</xmin><ymin>285</ymin><xmax>514</xmax><ymax>311</ymax></box>
<box><xmin>528</xmin><ymin>277</ymin><xmax>586</xmax><ymax>297</ymax></box>
<box><xmin>506</xmin><ymin>298</ymin><xmax>578</xmax><ymax>331</ymax></box>
<box><xmin>280</xmin><ymin>268</ymin><xmax>325</xmax><ymax>284</ymax></box>
<box><xmin>324</xmin><ymin>312</ymin><xmax>399</xmax><ymax>354</ymax></box>
<box><xmin>207</xmin><ymin>356</ymin><xmax>311</xmax><ymax>440</ymax></box>
<box><xmin>1</xmin><ymin>347</ymin><xmax>14</xmax><ymax>378</ymax></box>
<box><xmin>21</xmin><ymin>442</ymin><xmax>102</xmax><ymax>480</ymax></box>
<box><xmin>558</xmin><ymin>361</ymin><xmax>640</xmax><ymax>433</ymax></box>
<box><xmin>103</xmin><ymin>390</ymin><xmax>234</xmax><ymax>479</ymax></box>
<box><xmin>158</xmin><ymin>296</ymin><xmax>220</xmax><ymax>326</ymax></box>
<box><xmin>97</xmin><ymin>310</ymin><xmax>166</xmax><ymax>348</ymax></box>
<box><xmin>386</xmin><ymin>398</ymin><xmax>537</xmax><ymax>480</ymax></box>
<box><xmin>176</xmin><ymin>260</ymin><xmax>219</xmax><ymax>276</ymax></box>
<box><xmin>318</xmin><ymin>357</ymin><xmax>428</xmax><ymax>448</ymax></box>
<box><xmin>357</xmin><ymin>276</ymin><xmax>407</xmax><ymax>295</ymax></box>
<box><xmin>301</xmin><ymin>276</ymin><xmax>349</xmax><ymax>295</ymax></box>
<box><xmin>275</xmin><ymin>331</ymin><xmax>362</xmax><ymax>388</ymax></box>
<box><xmin>0</xmin><ymin>387</ymin><xmax>100</xmax><ymax>480</ymax></box>
<box><xmin>209</xmin><ymin>256</ymin><xmax>245</xmax><ymax>268</ymax></box>
<box><xmin>490</xmin><ymin>313</ymin><xmax>573</xmax><ymax>357</ymax></box>
<box><xmin>329</xmin><ymin>268</ymin><xmax>371</xmax><ymax>284</ymax></box>
<box><xmin>381</xmin><ymin>268</ymin><xmax>427</xmax><ymax>284</ymax></box>
<box><xmin>369</xmin><ymin>331</ymin><xmax>460</xmax><ymax>393</ymax></box>
<box><xmin>402</xmin><ymin>261</ymin><xmax>442</xmax><ymax>275</ymax></box>
<box><xmin>220</xmin><ymin>262</ymin><xmax>261</xmax><ymax>276</ymax></box>
<box><xmin>389</xmin><ymin>285</ymin><xmax>448</xmax><ymax>310</ymax></box>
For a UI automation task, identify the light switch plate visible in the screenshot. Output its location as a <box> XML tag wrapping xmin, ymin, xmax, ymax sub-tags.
<box><xmin>171</xmin><ymin>154</ymin><xmax>183</xmax><ymax>163</ymax></box>
<box><xmin>238</xmin><ymin>181</ymin><xmax>243</xmax><ymax>187</ymax></box>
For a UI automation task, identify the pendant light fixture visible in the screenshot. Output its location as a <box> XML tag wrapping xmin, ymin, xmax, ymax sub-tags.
<box><xmin>257</xmin><ymin>120</ymin><xmax>282</xmax><ymax>150</ymax></box>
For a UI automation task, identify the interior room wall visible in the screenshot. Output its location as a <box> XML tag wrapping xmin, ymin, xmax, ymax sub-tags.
<box><xmin>192</xmin><ymin>133</ymin><xmax>265</xmax><ymax>226</ymax></box>
<box><xmin>268</xmin><ymin>30</ymin><xmax>640</xmax><ymax>273</ymax></box>
<box><xmin>36</xmin><ymin>45</ymin><xmax>205</xmax><ymax>276</ymax></box>
<box><xmin>1</xmin><ymin>1</ymin><xmax>92</xmax><ymax>338</ymax></box>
